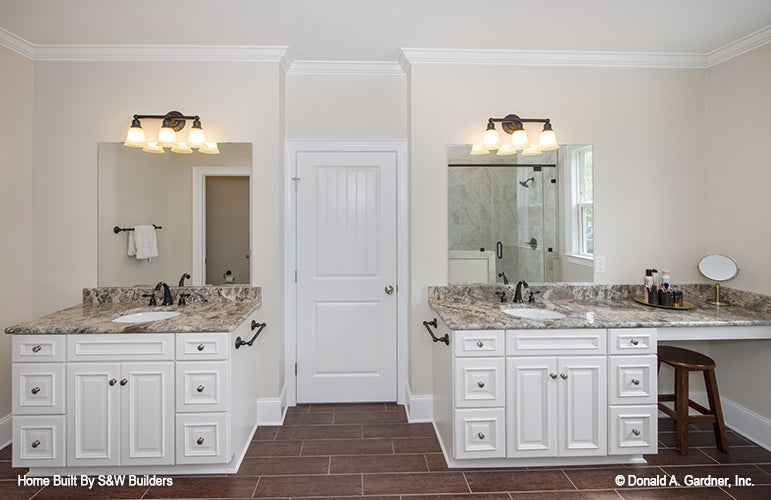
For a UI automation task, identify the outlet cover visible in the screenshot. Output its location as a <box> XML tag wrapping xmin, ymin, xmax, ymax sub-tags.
<box><xmin>595</xmin><ymin>256</ymin><xmax>606</xmax><ymax>273</ymax></box>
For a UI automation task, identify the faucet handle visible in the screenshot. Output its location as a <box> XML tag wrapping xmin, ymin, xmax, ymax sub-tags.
<box><xmin>528</xmin><ymin>290</ymin><xmax>541</xmax><ymax>303</ymax></box>
<box><xmin>494</xmin><ymin>291</ymin><xmax>507</xmax><ymax>303</ymax></box>
<box><xmin>142</xmin><ymin>293</ymin><xmax>157</xmax><ymax>306</ymax></box>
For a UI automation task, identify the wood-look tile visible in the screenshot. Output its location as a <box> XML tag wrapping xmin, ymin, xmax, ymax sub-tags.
<box><xmin>699</xmin><ymin>446</ymin><xmax>771</xmax><ymax>464</ymax></box>
<box><xmin>310</xmin><ymin>402</ymin><xmax>388</xmax><ymax>412</ymax></box>
<box><xmin>464</xmin><ymin>469</ymin><xmax>574</xmax><ymax>492</ymax></box>
<box><xmin>642</xmin><ymin>449</ymin><xmax>719</xmax><ymax>466</ymax></box>
<box><xmin>283</xmin><ymin>412</ymin><xmax>335</xmax><ymax>426</ymax></box>
<box><xmin>334</xmin><ymin>411</ymin><xmax>408</xmax><ymax>424</ymax></box>
<box><xmin>510</xmin><ymin>491</ymin><xmax>622</xmax><ymax>499</ymax></box>
<box><xmin>617</xmin><ymin>487</ymin><xmax>731</xmax><ymax>499</ymax></box>
<box><xmin>362</xmin><ymin>422</ymin><xmax>436</xmax><ymax>438</ymax></box>
<box><xmin>0</xmin><ymin>480</ymin><xmax>45</xmax><ymax>500</ymax></box>
<box><xmin>0</xmin><ymin>462</ymin><xmax>28</xmax><ymax>480</ymax></box>
<box><xmin>565</xmin><ymin>466</ymin><xmax>664</xmax><ymax>490</ymax></box>
<box><xmin>658</xmin><ymin>430</ymin><xmax>753</xmax><ymax>448</ymax></box>
<box><xmin>254</xmin><ymin>474</ymin><xmax>362</xmax><ymax>498</ymax></box>
<box><xmin>725</xmin><ymin>485</ymin><xmax>771</xmax><ymax>500</ymax></box>
<box><xmin>330</xmin><ymin>454</ymin><xmax>429</xmax><ymax>473</ymax></box>
<box><xmin>239</xmin><ymin>456</ymin><xmax>330</xmax><ymax>475</ymax></box>
<box><xmin>300</xmin><ymin>438</ymin><xmax>394</xmax><ymax>456</ymax></box>
<box><xmin>393</xmin><ymin>437</ymin><xmax>442</xmax><ymax>454</ymax></box>
<box><xmin>244</xmin><ymin>439</ymin><xmax>303</xmax><ymax>457</ymax></box>
<box><xmin>277</xmin><ymin>424</ymin><xmax>362</xmax><ymax>440</ymax></box>
<box><xmin>661</xmin><ymin>464</ymin><xmax>771</xmax><ymax>486</ymax></box>
<box><xmin>363</xmin><ymin>472</ymin><xmax>469</xmax><ymax>495</ymax></box>
<box><xmin>33</xmin><ymin>483</ymin><xmax>149</xmax><ymax>499</ymax></box>
<box><xmin>143</xmin><ymin>476</ymin><xmax>259</xmax><ymax>499</ymax></box>
<box><xmin>252</xmin><ymin>426</ymin><xmax>280</xmax><ymax>440</ymax></box>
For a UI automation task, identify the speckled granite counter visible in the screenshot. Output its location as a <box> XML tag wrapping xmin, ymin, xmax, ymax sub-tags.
<box><xmin>5</xmin><ymin>285</ymin><xmax>261</xmax><ymax>334</ymax></box>
<box><xmin>429</xmin><ymin>284</ymin><xmax>771</xmax><ymax>330</ymax></box>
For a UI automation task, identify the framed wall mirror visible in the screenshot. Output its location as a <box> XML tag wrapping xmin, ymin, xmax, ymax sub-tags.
<box><xmin>447</xmin><ymin>144</ymin><xmax>594</xmax><ymax>285</ymax></box>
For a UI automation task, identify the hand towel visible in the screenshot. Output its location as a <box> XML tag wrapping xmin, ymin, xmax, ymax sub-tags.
<box><xmin>130</xmin><ymin>225</ymin><xmax>158</xmax><ymax>260</ymax></box>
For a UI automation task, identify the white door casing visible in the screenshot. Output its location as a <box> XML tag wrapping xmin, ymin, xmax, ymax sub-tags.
<box><xmin>296</xmin><ymin>151</ymin><xmax>398</xmax><ymax>402</ymax></box>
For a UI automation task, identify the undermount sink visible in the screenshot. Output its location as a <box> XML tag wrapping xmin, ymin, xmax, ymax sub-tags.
<box><xmin>500</xmin><ymin>306</ymin><xmax>566</xmax><ymax>320</ymax></box>
<box><xmin>112</xmin><ymin>311</ymin><xmax>182</xmax><ymax>323</ymax></box>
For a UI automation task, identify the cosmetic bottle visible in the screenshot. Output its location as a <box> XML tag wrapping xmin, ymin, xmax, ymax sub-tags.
<box><xmin>643</xmin><ymin>269</ymin><xmax>652</xmax><ymax>302</ymax></box>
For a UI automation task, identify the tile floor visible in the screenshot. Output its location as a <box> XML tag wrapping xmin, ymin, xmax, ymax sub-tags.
<box><xmin>1</xmin><ymin>403</ymin><xmax>770</xmax><ymax>499</ymax></box>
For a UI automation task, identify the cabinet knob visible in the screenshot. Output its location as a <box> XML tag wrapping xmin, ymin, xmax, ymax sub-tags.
<box><xmin>632</xmin><ymin>428</ymin><xmax>641</xmax><ymax>436</ymax></box>
<box><xmin>560</xmin><ymin>373</ymin><xmax>568</xmax><ymax>380</ymax></box>
<box><xmin>197</xmin><ymin>385</ymin><xmax>205</xmax><ymax>393</ymax></box>
<box><xmin>477</xmin><ymin>432</ymin><xmax>485</xmax><ymax>440</ymax></box>
<box><xmin>120</xmin><ymin>378</ymin><xmax>128</xmax><ymax>386</ymax></box>
<box><xmin>476</xmin><ymin>341</ymin><xmax>484</xmax><ymax>348</ymax></box>
<box><xmin>31</xmin><ymin>440</ymin><xmax>41</xmax><ymax>448</ymax></box>
<box><xmin>31</xmin><ymin>387</ymin><xmax>41</xmax><ymax>394</ymax></box>
<box><xmin>109</xmin><ymin>378</ymin><xmax>117</xmax><ymax>386</ymax></box>
<box><xmin>550</xmin><ymin>372</ymin><xmax>558</xmax><ymax>379</ymax></box>
<box><xmin>197</xmin><ymin>344</ymin><xmax>205</xmax><ymax>351</ymax></box>
<box><xmin>197</xmin><ymin>437</ymin><xmax>204</xmax><ymax>445</ymax></box>
<box><xmin>477</xmin><ymin>381</ymin><xmax>485</xmax><ymax>388</ymax></box>
<box><xmin>32</xmin><ymin>345</ymin><xmax>42</xmax><ymax>353</ymax></box>
<box><xmin>630</xmin><ymin>338</ymin><xmax>639</xmax><ymax>345</ymax></box>
<box><xmin>631</xmin><ymin>378</ymin><xmax>640</xmax><ymax>385</ymax></box>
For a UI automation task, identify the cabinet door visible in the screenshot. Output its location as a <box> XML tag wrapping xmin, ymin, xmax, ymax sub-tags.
<box><xmin>68</xmin><ymin>363</ymin><xmax>120</xmax><ymax>466</ymax></box>
<box><xmin>507</xmin><ymin>357</ymin><xmax>557</xmax><ymax>457</ymax></box>
<box><xmin>121</xmin><ymin>362</ymin><xmax>174</xmax><ymax>465</ymax></box>
<box><xmin>557</xmin><ymin>356</ymin><xmax>607</xmax><ymax>456</ymax></box>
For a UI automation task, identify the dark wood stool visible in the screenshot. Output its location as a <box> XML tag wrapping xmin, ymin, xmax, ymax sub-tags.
<box><xmin>657</xmin><ymin>345</ymin><xmax>729</xmax><ymax>455</ymax></box>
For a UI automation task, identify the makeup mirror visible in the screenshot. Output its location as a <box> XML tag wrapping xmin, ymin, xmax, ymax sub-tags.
<box><xmin>697</xmin><ymin>254</ymin><xmax>739</xmax><ymax>306</ymax></box>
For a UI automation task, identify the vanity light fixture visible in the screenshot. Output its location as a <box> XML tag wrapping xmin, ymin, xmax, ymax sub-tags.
<box><xmin>473</xmin><ymin>114</ymin><xmax>559</xmax><ymax>155</ymax></box>
<box><xmin>123</xmin><ymin>111</ymin><xmax>219</xmax><ymax>154</ymax></box>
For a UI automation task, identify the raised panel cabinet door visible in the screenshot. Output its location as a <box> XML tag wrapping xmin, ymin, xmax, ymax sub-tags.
<box><xmin>121</xmin><ymin>362</ymin><xmax>174</xmax><ymax>465</ymax></box>
<box><xmin>506</xmin><ymin>357</ymin><xmax>558</xmax><ymax>457</ymax></box>
<box><xmin>67</xmin><ymin>362</ymin><xmax>120</xmax><ymax>466</ymax></box>
<box><xmin>557</xmin><ymin>356</ymin><xmax>607</xmax><ymax>456</ymax></box>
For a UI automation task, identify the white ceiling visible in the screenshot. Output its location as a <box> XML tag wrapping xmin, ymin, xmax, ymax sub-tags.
<box><xmin>1</xmin><ymin>0</ymin><xmax>770</xmax><ymax>61</ymax></box>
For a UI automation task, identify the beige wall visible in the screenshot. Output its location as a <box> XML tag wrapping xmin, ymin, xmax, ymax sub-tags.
<box><xmin>0</xmin><ymin>46</ymin><xmax>34</xmax><ymax>420</ymax></box>
<box><xmin>705</xmin><ymin>44</ymin><xmax>771</xmax><ymax>417</ymax></box>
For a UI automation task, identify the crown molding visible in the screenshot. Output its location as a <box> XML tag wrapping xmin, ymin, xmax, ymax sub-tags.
<box><xmin>0</xmin><ymin>27</ymin><xmax>34</xmax><ymax>59</ymax></box>
<box><xmin>707</xmin><ymin>24</ymin><xmax>771</xmax><ymax>67</ymax></box>
<box><xmin>286</xmin><ymin>60</ymin><xmax>404</xmax><ymax>76</ymax></box>
<box><xmin>400</xmin><ymin>48</ymin><xmax>707</xmax><ymax>69</ymax></box>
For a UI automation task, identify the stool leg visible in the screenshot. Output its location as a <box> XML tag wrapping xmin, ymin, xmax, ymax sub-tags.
<box><xmin>675</xmin><ymin>366</ymin><xmax>690</xmax><ymax>455</ymax></box>
<box><xmin>704</xmin><ymin>368</ymin><xmax>729</xmax><ymax>453</ymax></box>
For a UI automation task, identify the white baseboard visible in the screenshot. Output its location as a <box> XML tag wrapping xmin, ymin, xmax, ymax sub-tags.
<box><xmin>256</xmin><ymin>384</ymin><xmax>287</xmax><ymax>426</ymax></box>
<box><xmin>0</xmin><ymin>414</ymin><xmax>11</xmax><ymax>450</ymax></box>
<box><xmin>404</xmin><ymin>385</ymin><xmax>433</xmax><ymax>423</ymax></box>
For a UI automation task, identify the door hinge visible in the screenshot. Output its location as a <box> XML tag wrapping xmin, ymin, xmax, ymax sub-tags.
<box><xmin>291</xmin><ymin>176</ymin><xmax>300</xmax><ymax>191</ymax></box>
<box><xmin>294</xmin><ymin>363</ymin><xmax>297</xmax><ymax>375</ymax></box>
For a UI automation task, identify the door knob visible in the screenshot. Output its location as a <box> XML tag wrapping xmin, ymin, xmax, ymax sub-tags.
<box><xmin>384</xmin><ymin>285</ymin><xmax>394</xmax><ymax>295</ymax></box>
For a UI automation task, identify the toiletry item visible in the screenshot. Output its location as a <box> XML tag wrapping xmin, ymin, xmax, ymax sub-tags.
<box><xmin>662</xmin><ymin>270</ymin><xmax>671</xmax><ymax>290</ymax></box>
<box><xmin>643</xmin><ymin>269</ymin><xmax>653</xmax><ymax>302</ymax></box>
<box><xmin>673</xmin><ymin>290</ymin><xmax>683</xmax><ymax>307</ymax></box>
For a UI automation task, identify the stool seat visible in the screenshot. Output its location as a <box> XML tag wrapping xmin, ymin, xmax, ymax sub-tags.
<box><xmin>658</xmin><ymin>345</ymin><xmax>715</xmax><ymax>369</ymax></box>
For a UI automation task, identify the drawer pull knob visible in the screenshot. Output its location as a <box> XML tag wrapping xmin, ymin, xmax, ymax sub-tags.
<box><xmin>476</xmin><ymin>341</ymin><xmax>484</xmax><ymax>348</ymax></box>
<box><xmin>477</xmin><ymin>432</ymin><xmax>485</xmax><ymax>440</ymax></box>
<box><xmin>477</xmin><ymin>381</ymin><xmax>485</xmax><ymax>388</ymax></box>
<box><xmin>550</xmin><ymin>372</ymin><xmax>558</xmax><ymax>379</ymax></box>
<box><xmin>31</xmin><ymin>440</ymin><xmax>41</xmax><ymax>448</ymax></box>
<box><xmin>120</xmin><ymin>378</ymin><xmax>128</xmax><ymax>386</ymax></box>
<box><xmin>197</xmin><ymin>385</ymin><xmax>205</xmax><ymax>393</ymax></box>
<box><xmin>109</xmin><ymin>378</ymin><xmax>117</xmax><ymax>386</ymax></box>
<box><xmin>631</xmin><ymin>378</ymin><xmax>640</xmax><ymax>385</ymax></box>
<box><xmin>630</xmin><ymin>338</ymin><xmax>639</xmax><ymax>345</ymax></box>
<box><xmin>197</xmin><ymin>344</ymin><xmax>205</xmax><ymax>351</ymax></box>
<box><xmin>197</xmin><ymin>437</ymin><xmax>204</xmax><ymax>445</ymax></box>
<box><xmin>31</xmin><ymin>387</ymin><xmax>41</xmax><ymax>394</ymax></box>
<box><xmin>32</xmin><ymin>345</ymin><xmax>42</xmax><ymax>353</ymax></box>
<box><xmin>632</xmin><ymin>428</ymin><xmax>641</xmax><ymax>436</ymax></box>
<box><xmin>560</xmin><ymin>373</ymin><xmax>568</xmax><ymax>380</ymax></box>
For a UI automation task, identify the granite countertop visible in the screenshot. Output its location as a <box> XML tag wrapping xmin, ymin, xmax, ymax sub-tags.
<box><xmin>429</xmin><ymin>284</ymin><xmax>771</xmax><ymax>330</ymax></box>
<box><xmin>5</xmin><ymin>285</ymin><xmax>261</xmax><ymax>335</ymax></box>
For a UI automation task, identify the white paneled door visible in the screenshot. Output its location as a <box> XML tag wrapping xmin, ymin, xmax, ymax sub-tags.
<box><xmin>297</xmin><ymin>152</ymin><xmax>397</xmax><ymax>402</ymax></box>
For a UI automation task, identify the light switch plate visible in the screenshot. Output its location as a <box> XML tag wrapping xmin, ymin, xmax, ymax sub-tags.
<box><xmin>595</xmin><ymin>256</ymin><xmax>606</xmax><ymax>273</ymax></box>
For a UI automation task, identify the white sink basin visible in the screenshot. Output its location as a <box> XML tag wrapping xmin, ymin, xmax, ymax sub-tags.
<box><xmin>112</xmin><ymin>311</ymin><xmax>182</xmax><ymax>323</ymax></box>
<box><xmin>500</xmin><ymin>306</ymin><xmax>566</xmax><ymax>320</ymax></box>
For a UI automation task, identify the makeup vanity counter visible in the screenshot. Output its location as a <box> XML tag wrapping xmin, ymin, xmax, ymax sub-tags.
<box><xmin>5</xmin><ymin>285</ymin><xmax>264</xmax><ymax>476</ymax></box>
<box><xmin>427</xmin><ymin>284</ymin><xmax>771</xmax><ymax>469</ymax></box>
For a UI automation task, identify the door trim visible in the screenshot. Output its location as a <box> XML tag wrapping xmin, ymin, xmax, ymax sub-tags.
<box><xmin>284</xmin><ymin>139</ymin><xmax>409</xmax><ymax>406</ymax></box>
<box><xmin>192</xmin><ymin>166</ymin><xmax>252</xmax><ymax>285</ymax></box>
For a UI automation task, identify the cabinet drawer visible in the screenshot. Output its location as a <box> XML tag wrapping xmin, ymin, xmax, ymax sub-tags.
<box><xmin>13</xmin><ymin>415</ymin><xmax>66</xmax><ymax>467</ymax></box>
<box><xmin>609</xmin><ymin>405</ymin><xmax>658</xmax><ymax>455</ymax></box>
<box><xmin>176</xmin><ymin>333</ymin><xmax>228</xmax><ymax>360</ymax></box>
<box><xmin>608</xmin><ymin>329</ymin><xmax>656</xmax><ymax>354</ymax></box>
<box><xmin>506</xmin><ymin>329</ymin><xmax>607</xmax><ymax>356</ymax></box>
<box><xmin>609</xmin><ymin>355</ymin><xmax>657</xmax><ymax>405</ymax></box>
<box><xmin>176</xmin><ymin>413</ymin><xmax>230</xmax><ymax>464</ymax></box>
<box><xmin>13</xmin><ymin>335</ymin><xmax>66</xmax><ymax>362</ymax></box>
<box><xmin>454</xmin><ymin>358</ymin><xmax>505</xmax><ymax>407</ymax></box>
<box><xmin>454</xmin><ymin>330</ymin><xmax>504</xmax><ymax>357</ymax></box>
<box><xmin>176</xmin><ymin>362</ymin><xmax>229</xmax><ymax>412</ymax></box>
<box><xmin>13</xmin><ymin>363</ymin><xmax>65</xmax><ymax>415</ymax></box>
<box><xmin>453</xmin><ymin>408</ymin><xmax>505</xmax><ymax>459</ymax></box>
<box><xmin>68</xmin><ymin>334</ymin><xmax>174</xmax><ymax>361</ymax></box>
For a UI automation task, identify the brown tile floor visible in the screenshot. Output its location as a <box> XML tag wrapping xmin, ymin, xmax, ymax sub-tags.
<box><xmin>2</xmin><ymin>403</ymin><xmax>770</xmax><ymax>499</ymax></box>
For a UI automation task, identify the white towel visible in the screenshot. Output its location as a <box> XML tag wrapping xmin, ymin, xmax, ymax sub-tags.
<box><xmin>127</xmin><ymin>225</ymin><xmax>158</xmax><ymax>260</ymax></box>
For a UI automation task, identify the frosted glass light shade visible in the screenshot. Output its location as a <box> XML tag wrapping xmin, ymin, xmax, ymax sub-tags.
<box><xmin>199</xmin><ymin>142</ymin><xmax>220</xmax><ymax>154</ymax></box>
<box><xmin>124</xmin><ymin>124</ymin><xmax>146</xmax><ymax>148</ymax></box>
<box><xmin>539</xmin><ymin>126</ymin><xmax>559</xmax><ymax>151</ymax></box>
<box><xmin>469</xmin><ymin>144</ymin><xmax>489</xmax><ymax>155</ymax></box>
<box><xmin>482</xmin><ymin>127</ymin><xmax>501</xmax><ymax>150</ymax></box>
<box><xmin>496</xmin><ymin>144</ymin><xmax>517</xmax><ymax>155</ymax></box>
<box><xmin>157</xmin><ymin>126</ymin><xmax>177</xmax><ymax>147</ymax></box>
<box><xmin>521</xmin><ymin>144</ymin><xmax>542</xmax><ymax>156</ymax></box>
<box><xmin>142</xmin><ymin>142</ymin><xmax>165</xmax><ymax>154</ymax></box>
<box><xmin>511</xmin><ymin>129</ymin><xmax>529</xmax><ymax>150</ymax></box>
<box><xmin>171</xmin><ymin>142</ymin><xmax>193</xmax><ymax>154</ymax></box>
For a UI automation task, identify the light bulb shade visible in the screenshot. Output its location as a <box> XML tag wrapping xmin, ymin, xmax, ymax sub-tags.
<box><xmin>187</xmin><ymin>119</ymin><xmax>206</xmax><ymax>147</ymax></box>
<box><xmin>482</xmin><ymin>121</ymin><xmax>501</xmax><ymax>150</ymax></box>
<box><xmin>539</xmin><ymin>122</ymin><xmax>559</xmax><ymax>151</ymax></box>
<box><xmin>521</xmin><ymin>144</ymin><xmax>542</xmax><ymax>156</ymax></box>
<box><xmin>171</xmin><ymin>142</ymin><xmax>193</xmax><ymax>154</ymax></box>
<box><xmin>511</xmin><ymin>129</ymin><xmax>530</xmax><ymax>150</ymax></box>
<box><xmin>496</xmin><ymin>144</ymin><xmax>517</xmax><ymax>155</ymax></box>
<box><xmin>157</xmin><ymin>118</ymin><xmax>177</xmax><ymax>147</ymax></box>
<box><xmin>198</xmin><ymin>142</ymin><xmax>220</xmax><ymax>155</ymax></box>
<box><xmin>469</xmin><ymin>144</ymin><xmax>490</xmax><ymax>155</ymax></box>
<box><xmin>123</xmin><ymin>118</ymin><xmax>146</xmax><ymax>147</ymax></box>
<box><xmin>142</xmin><ymin>142</ymin><xmax>165</xmax><ymax>154</ymax></box>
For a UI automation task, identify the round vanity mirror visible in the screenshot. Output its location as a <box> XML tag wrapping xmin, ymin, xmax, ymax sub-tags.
<box><xmin>697</xmin><ymin>254</ymin><xmax>739</xmax><ymax>306</ymax></box>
